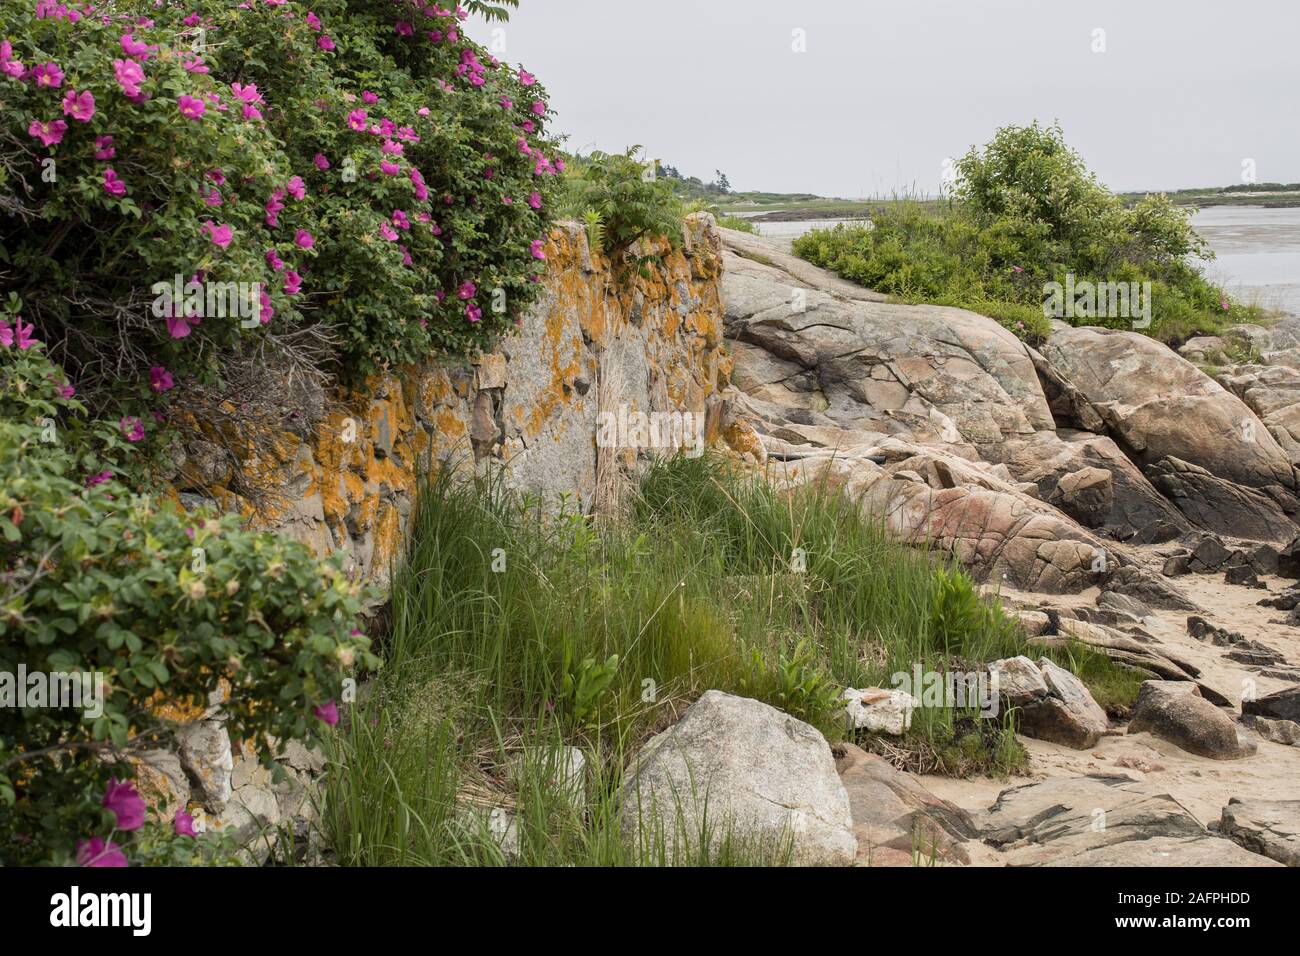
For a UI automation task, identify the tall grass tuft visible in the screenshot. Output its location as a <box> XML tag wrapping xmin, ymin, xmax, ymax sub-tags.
<box><xmin>320</xmin><ymin>454</ymin><xmax>1127</xmax><ymax>865</ymax></box>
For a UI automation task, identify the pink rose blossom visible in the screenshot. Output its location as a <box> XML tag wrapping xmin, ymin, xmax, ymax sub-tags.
<box><xmin>119</xmin><ymin>417</ymin><xmax>145</xmax><ymax>442</ymax></box>
<box><xmin>77</xmin><ymin>837</ymin><xmax>128</xmax><ymax>867</ymax></box>
<box><xmin>174</xmin><ymin>809</ymin><xmax>198</xmax><ymax>837</ymax></box>
<box><xmin>94</xmin><ymin>135</ymin><xmax>115</xmax><ymax>160</ymax></box>
<box><xmin>0</xmin><ymin>317</ymin><xmax>35</xmax><ymax>349</ymax></box>
<box><xmin>27</xmin><ymin>119</ymin><xmax>67</xmax><ymax>147</ymax></box>
<box><xmin>113</xmin><ymin>58</ymin><xmax>145</xmax><ymax>98</ymax></box>
<box><xmin>102</xmin><ymin>167</ymin><xmax>126</xmax><ymax>197</ymax></box>
<box><xmin>61</xmin><ymin>88</ymin><xmax>95</xmax><ymax>121</ymax></box>
<box><xmin>177</xmin><ymin>94</ymin><xmax>205</xmax><ymax>119</ymax></box>
<box><xmin>294</xmin><ymin>229</ymin><xmax>314</xmax><ymax>249</ymax></box>
<box><xmin>32</xmin><ymin>61</ymin><xmax>63</xmax><ymax>88</ymax></box>
<box><xmin>102</xmin><ymin>778</ymin><xmax>146</xmax><ymax>830</ymax></box>
<box><xmin>314</xmin><ymin>700</ymin><xmax>339</xmax><ymax>725</ymax></box>
<box><xmin>149</xmin><ymin>366</ymin><xmax>174</xmax><ymax>392</ymax></box>
<box><xmin>202</xmin><ymin>220</ymin><xmax>233</xmax><ymax>248</ymax></box>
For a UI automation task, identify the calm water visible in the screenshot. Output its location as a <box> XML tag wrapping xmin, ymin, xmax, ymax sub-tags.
<box><xmin>1191</xmin><ymin>206</ymin><xmax>1300</xmax><ymax>317</ymax></box>
<box><xmin>753</xmin><ymin>206</ymin><xmax>1300</xmax><ymax>317</ymax></box>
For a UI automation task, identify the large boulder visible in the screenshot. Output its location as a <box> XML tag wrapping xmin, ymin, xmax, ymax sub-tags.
<box><xmin>977</xmin><ymin>775</ymin><xmax>1280</xmax><ymax>866</ymax></box>
<box><xmin>1218</xmin><ymin>798</ymin><xmax>1300</xmax><ymax>867</ymax></box>
<box><xmin>988</xmin><ymin>656</ymin><xmax>1110</xmax><ymax>749</ymax></box>
<box><xmin>620</xmin><ymin>691</ymin><xmax>856</xmax><ymax>866</ymax></box>
<box><xmin>1041</xmin><ymin>325</ymin><xmax>1300</xmax><ymax>540</ymax></box>
<box><xmin>1127</xmin><ymin>681</ymin><xmax>1255</xmax><ymax>759</ymax></box>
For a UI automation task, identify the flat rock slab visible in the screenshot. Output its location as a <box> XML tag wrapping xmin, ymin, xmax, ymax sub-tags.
<box><xmin>834</xmin><ymin>743</ymin><xmax>976</xmax><ymax>866</ymax></box>
<box><xmin>1218</xmin><ymin>798</ymin><xmax>1300</xmax><ymax>866</ymax></box>
<box><xmin>976</xmin><ymin>775</ymin><xmax>1280</xmax><ymax>866</ymax></box>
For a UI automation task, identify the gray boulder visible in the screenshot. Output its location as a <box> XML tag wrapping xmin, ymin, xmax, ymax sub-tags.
<box><xmin>989</xmin><ymin>656</ymin><xmax>1109</xmax><ymax>749</ymax></box>
<box><xmin>620</xmin><ymin>691</ymin><xmax>856</xmax><ymax>866</ymax></box>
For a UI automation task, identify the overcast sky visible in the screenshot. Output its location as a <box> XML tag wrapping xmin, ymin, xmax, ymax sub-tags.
<box><xmin>468</xmin><ymin>0</ymin><xmax>1300</xmax><ymax>197</ymax></box>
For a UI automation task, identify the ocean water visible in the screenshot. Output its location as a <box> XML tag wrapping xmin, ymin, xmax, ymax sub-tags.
<box><xmin>1191</xmin><ymin>206</ymin><xmax>1300</xmax><ymax>317</ymax></box>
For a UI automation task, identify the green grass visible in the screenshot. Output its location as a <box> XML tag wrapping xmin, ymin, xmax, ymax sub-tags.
<box><xmin>1040</xmin><ymin>642</ymin><xmax>1145</xmax><ymax>716</ymax></box>
<box><xmin>320</xmin><ymin>454</ymin><xmax>1132</xmax><ymax>866</ymax></box>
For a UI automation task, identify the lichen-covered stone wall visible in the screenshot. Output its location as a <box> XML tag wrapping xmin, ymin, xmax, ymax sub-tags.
<box><xmin>212</xmin><ymin>213</ymin><xmax>728</xmax><ymax>590</ymax></box>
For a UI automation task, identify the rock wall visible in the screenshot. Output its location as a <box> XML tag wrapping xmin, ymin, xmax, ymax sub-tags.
<box><xmin>186</xmin><ymin>214</ymin><xmax>729</xmax><ymax>590</ymax></box>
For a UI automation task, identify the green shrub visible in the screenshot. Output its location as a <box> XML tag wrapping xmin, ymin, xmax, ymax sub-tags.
<box><xmin>553</xmin><ymin>147</ymin><xmax>682</xmax><ymax>269</ymax></box>
<box><xmin>0</xmin><ymin>0</ymin><xmax>558</xmax><ymax>407</ymax></box>
<box><xmin>794</xmin><ymin>122</ymin><xmax>1264</xmax><ymax>343</ymax></box>
<box><xmin>0</xmin><ymin>328</ymin><xmax>378</xmax><ymax>865</ymax></box>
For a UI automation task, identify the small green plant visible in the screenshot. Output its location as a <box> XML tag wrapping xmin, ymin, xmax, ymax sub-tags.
<box><xmin>554</xmin><ymin>147</ymin><xmax>683</xmax><ymax>273</ymax></box>
<box><xmin>739</xmin><ymin>639</ymin><xmax>842</xmax><ymax>733</ymax></box>
<box><xmin>560</xmin><ymin>651</ymin><xmax>620</xmax><ymax>729</ymax></box>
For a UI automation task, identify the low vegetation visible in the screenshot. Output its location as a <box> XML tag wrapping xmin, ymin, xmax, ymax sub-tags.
<box><xmin>0</xmin><ymin>334</ymin><xmax>375</xmax><ymax>866</ymax></box>
<box><xmin>321</xmin><ymin>453</ymin><xmax>1136</xmax><ymax>865</ymax></box>
<box><xmin>793</xmin><ymin>123</ymin><xmax>1270</xmax><ymax>345</ymax></box>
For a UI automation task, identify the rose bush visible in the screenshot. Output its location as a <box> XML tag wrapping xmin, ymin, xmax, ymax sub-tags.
<box><xmin>0</xmin><ymin>0</ymin><xmax>559</xmax><ymax>409</ymax></box>
<box><xmin>0</xmin><ymin>312</ymin><xmax>379</xmax><ymax>866</ymax></box>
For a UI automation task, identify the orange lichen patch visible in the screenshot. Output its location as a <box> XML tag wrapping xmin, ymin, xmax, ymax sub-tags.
<box><xmin>145</xmin><ymin>676</ymin><xmax>230</xmax><ymax>724</ymax></box>
<box><xmin>524</xmin><ymin>306</ymin><xmax>584</xmax><ymax>439</ymax></box>
<box><xmin>372</xmin><ymin>502</ymin><xmax>403</xmax><ymax>569</ymax></box>
<box><xmin>723</xmin><ymin>419</ymin><xmax>766</xmax><ymax>461</ymax></box>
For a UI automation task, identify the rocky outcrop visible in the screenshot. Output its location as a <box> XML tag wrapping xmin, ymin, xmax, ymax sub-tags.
<box><xmin>1218</xmin><ymin>798</ymin><xmax>1300</xmax><ymax>866</ymax></box>
<box><xmin>720</xmin><ymin>233</ymin><xmax>1198</xmax><ymax>604</ymax></box>
<box><xmin>1243</xmin><ymin>686</ymin><xmax>1300</xmax><ymax>724</ymax></box>
<box><xmin>620</xmin><ymin>691</ymin><xmax>856</xmax><ymax>866</ymax></box>
<box><xmin>723</xmin><ymin>234</ymin><xmax>1053</xmax><ymax>449</ymax></box>
<box><xmin>189</xmin><ymin>216</ymin><xmax>729</xmax><ymax>591</ymax></box>
<box><xmin>1041</xmin><ymin>324</ymin><xmax>1300</xmax><ymax>540</ymax></box>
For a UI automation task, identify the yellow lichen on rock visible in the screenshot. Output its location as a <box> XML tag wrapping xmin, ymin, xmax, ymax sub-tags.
<box><xmin>175</xmin><ymin>214</ymin><xmax>729</xmax><ymax>589</ymax></box>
